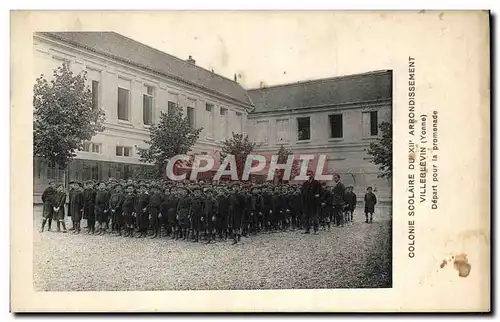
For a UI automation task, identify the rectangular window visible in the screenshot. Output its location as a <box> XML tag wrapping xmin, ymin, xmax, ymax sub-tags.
<box><xmin>92</xmin><ymin>143</ymin><xmax>101</xmax><ymax>154</ymax></box>
<box><xmin>329</xmin><ymin>114</ymin><xmax>343</xmax><ymax>138</ymax></box>
<box><xmin>236</xmin><ymin>112</ymin><xmax>243</xmax><ymax>133</ymax></box>
<box><xmin>91</xmin><ymin>80</ymin><xmax>99</xmax><ymax>110</ymax></box>
<box><xmin>117</xmin><ymin>87</ymin><xmax>129</xmax><ymax>121</ymax></box>
<box><xmin>220</xmin><ymin>108</ymin><xmax>229</xmax><ymax>138</ymax></box>
<box><xmin>297</xmin><ymin>117</ymin><xmax>311</xmax><ymax>141</ymax></box>
<box><xmin>83</xmin><ymin>142</ymin><xmax>101</xmax><ymax>154</ymax></box>
<box><xmin>256</xmin><ymin>120</ymin><xmax>269</xmax><ymax>144</ymax></box>
<box><xmin>363</xmin><ymin>111</ymin><xmax>379</xmax><ymax>137</ymax></box>
<box><xmin>187</xmin><ymin>107</ymin><xmax>195</xmax><ymax>127</ymax></box>
<box><xmin>168</xmin><ymin>101</ymin><xmax>177</xmax><ymax>115</ymax></box>
<box><xmin>116</xmin><ymin>146</ymin><xmax>132</xmax><ymax>157</ymax></box>
<box><xmin>206</xmin><ymin>103</ymin><xmax>214</xmax><ymax>137</ymax></box>
<box><xmin>91</xmin><ymin>163</ymin><xmax>99</xmax><ymax>180</ymax></box>
<box><xmin>143</xmin><ymin>85</ymin><xmax>154</xmax><ymax>125</ymax></box>
<box><xmin>370</xmin><ymin>111</ymin><xmax>378</xmax><ymax>136</ymax></box>
<box><xmin>276</xmin><ymin>119</ymin><xmax>289</xmax><ymax>143</ymax></box>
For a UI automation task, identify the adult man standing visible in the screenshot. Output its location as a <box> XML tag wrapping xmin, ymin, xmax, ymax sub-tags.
<box><xmin>301</xmin><ymin>171</ymin><xmax>322</xmax><ymax>234</ymax></box>
<box><xmin>331</xmin><ymin>174</ymin><xmax>346</xmax><ymax>227</ymax></box>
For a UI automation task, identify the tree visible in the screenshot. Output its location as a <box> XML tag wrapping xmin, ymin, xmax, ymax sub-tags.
<box><xmin>219</xmin><ymin>132</ymin><xmax>256</xmax><ymax>181</ymax></box>
<box><xmin>138</xmin><ymin>106</ymin><xmax>203</xmax><ymax>177</ymax></box>
<box><xmin>366</xmin><ymin>121</ymin><xmax>392</xmax><ymax>179</ymax></box>
<box><xmin>33</xmin><ymin>61</ymin><xmax>106</xmax><ymax>184</ymax></box>
<box><xmin>276</xmin><ymin>145</ymin><xmax>301</xmax><ymax>182</ymax></box>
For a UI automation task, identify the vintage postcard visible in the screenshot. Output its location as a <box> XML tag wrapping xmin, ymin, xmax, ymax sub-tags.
<box><xmin>10</xmin><ymin>10</ymin><xmax>490</xmax><ymax>312</ymax></box>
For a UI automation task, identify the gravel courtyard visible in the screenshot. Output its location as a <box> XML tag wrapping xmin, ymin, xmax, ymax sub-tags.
<box><xmin>33</xmin><ymin>206</ymin><xmax>392</xmax><ymax>291</ymax></box>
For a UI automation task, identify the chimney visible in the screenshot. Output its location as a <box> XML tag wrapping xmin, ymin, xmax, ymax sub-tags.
<box><xmin>234</xmin><ymin>73</ymin><xmax>237</xmax><ymax>82</ymax></box>
<box><xmin>186</xmin><ymin>55</ymin><xmax>196</xmax><ymax>64</ymax></box>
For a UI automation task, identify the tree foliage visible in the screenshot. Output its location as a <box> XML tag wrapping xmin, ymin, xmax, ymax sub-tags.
<box><xmin>33</xmin><ymin>61</ymin><xmax>106</xmax><ymax>170</ymax></box>
<box><xmin>366</xmin><ymin>121</ymin><xmax>392</xmax><ymax>179</ymax></box>
<box><xmin>138</xmin><ymin>106</ymin><xmax>203</xmax><ymax>177</ymax></box>
<box><xmin>220</xmin><ymin>132</ymin><xmax>256</xmax><ymax>180</ymax></box>
<box><xmin>276</xmin><ymin>145</ymin><xmax>301</xmax><ymax>182</ymax></box>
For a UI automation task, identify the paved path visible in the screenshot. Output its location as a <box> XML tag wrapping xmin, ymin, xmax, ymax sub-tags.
<box><xmin>33</xmin><ymin>207</ymin><xmax>392</xmax><ymax>291</ymax></box>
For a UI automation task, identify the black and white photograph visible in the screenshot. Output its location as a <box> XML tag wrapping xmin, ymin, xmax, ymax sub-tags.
<box><xmin>32</xmin><ymin>26</ymin><xmax>392</xmax><ymax>291</ymax></box>
<box><xmin>11</xmin><ymin>10</ymin><xmax>490</xmax><ymax>313</ymax></box>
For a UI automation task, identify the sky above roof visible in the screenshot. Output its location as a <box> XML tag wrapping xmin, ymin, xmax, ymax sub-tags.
<box><xmin>97</xmin><ymin>11</ymin><xmax>396</xmax><ymax>89</ymax></box>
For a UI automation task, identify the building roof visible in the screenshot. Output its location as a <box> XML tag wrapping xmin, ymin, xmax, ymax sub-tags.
<box><xmin>247</xmin><ymin>70</ymin><xmax>392</xmax><ymax>113</ymax></box>
<box><xmin>37</xmin><ymin>32</ymin><xmax>253</xmax><ymax>106</ymax></box>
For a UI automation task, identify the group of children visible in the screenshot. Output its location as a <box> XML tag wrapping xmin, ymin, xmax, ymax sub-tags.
<box><xmin>40</xmin><ymin>178</ymin><xmax>378</xmax><ymax>245</ymax></box>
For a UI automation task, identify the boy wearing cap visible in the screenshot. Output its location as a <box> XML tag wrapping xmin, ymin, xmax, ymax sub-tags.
<box><xmin>148</xmin><ymin>184</ymin><xmax>164</xmax><ymax>239</ymax></box>
<box><xmin>109</xmin><ymin>184</ymin><xmax>124</xmax><ymax>236</ymax></box>
<box><xmin>83</xmin><ymin>181</ymin><xmax>97</xmax><ymax>234</ymax></box>
<box><xmin>122</xmin><ymin>184</ymin><xmax>136</xmax><ymax>237</ymax></box>
<box><xmin>344</xmin><ymin>186</ymin><xmax>357</xmax><ymax>223</ymax></box>
<box><xmin>203</xmin><ymin>189</ymin><xmax>218</xmax><ymax>244</ymax></box>
<box><xmin>161</xmin><ymin>187</ymin><xmax>178</xmax><ymax>239</ymax></box>
<box><xmin>364</xmin><ymin>187</ymin><xmax>377</xmax><ymax>223</ymax></box>
<box><xmin>216</xmin><ymin>188</ymin><xmax>229</xmax><ymax>241</ymax></box>
<box><xmin>135</xmin><ymin>184</ymin><xmax>150</xmax><ymax>238</ymax></box>
<box><xmin>176</xmin><ymin>188</ymin><xmax>191</xmax><ymax>240</ymax></box>
<box><xmin>69</xmin><ymin>181</ymin><xmax>84</xmax><ymax>234</ymax></box>
<box><xmin>95</xmin><ymin>182</ymin><xmax>110</xmax><ymax>235</ymax></box>
<box><xmin>52</xmin><ymin>184</ymin><xmax>68</xmax><ymax>233</ymax></box>
<box><xmin>41</xmin><ymin>181</ymin><xmax>56</xmax><ymax>232</ymax></box>
<box><xmin>189</xmin><ymin>187</ymin><xmax>204</xmax><ymax>242</ymax></box>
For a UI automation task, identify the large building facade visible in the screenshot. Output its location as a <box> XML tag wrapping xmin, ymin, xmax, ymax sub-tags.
<box><xmin>33</xmin><ymin>32</ymin><xmax>392</xmax><ymax>203</ymax></box>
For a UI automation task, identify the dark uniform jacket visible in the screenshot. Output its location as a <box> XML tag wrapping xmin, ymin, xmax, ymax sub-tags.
<box><xmin>344</xmin><ymin>191</ymin><xmax>357</xmax><ymax>208</ymax></box>
<box><xmin>364</xmin><ymin>192</ymin><xmax>377</xmax><ymax>212</ymax></box>
<box><xmin>41</xmin><ymin>186</ymin><xmax>56</xmax><ymax>218</ymax></box>
<box><xmin>301</xmin><ymin>179</ymin><xmax>322</xmax><ymax>210</ymax></box>
<box><xmin>122</xmin><ymin>193</ymin><xmax>136</xmax><ymax>214</ymax></box>
<box><xmin>95</xmin><ymin>191</ymin><xmax>110</xmax><ymax>213</ymax></box>
<box><xmin>70</xmin><ymin>190</ymin><xmax>84</xmax><ymax>221</ymax></box>
<box><xmin>148</xmin><ymin>192</ymin><xmax>164</xmax><ymax>210</ymax></box>
<box><xmin>109</xmin><ymin>192</ymin><xmax>124</xmax><ymax>213</ymax></box>
<box><xmin>331</xmin><ymin>182</ymin><xmax>346</xmax><ymax>206</ymax></box>
<box><xmin>53</xmin><ymin>191</ymin><xmax>67</xmax><ymax>220</ymax></box>
<box><xmin>135</xmin><ymin>193</ymin><xmax>150</xmax><ymax>215</ymax></box>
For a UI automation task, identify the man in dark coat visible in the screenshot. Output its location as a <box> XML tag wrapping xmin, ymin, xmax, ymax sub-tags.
<box><xmin>364</xmin><ymin>187</ymin><xmax>378</xmax><ymax>223</ymax></box>
<box><xmin>69</xmin><ymin>181</ymin><xmax>84</xmax><ymax>234</ymax></box>
<box><xmin>301</xmin><ymin>172</ymin><xmax>322</xmax><ymax>234</ymax></box>
<box><xmin>82</xmin><ymin>181</ymin><xmax>97</xmax><ymax>234</ymax></box>
<box><xmin>331</xmin><ymin>174</ymin><xmax>346</xmax><ymax>227</ymax></box>
<box><xmin>41</xmin><ymin>181</ymin><xmax>56</xmax><ymax>232</ymax></box>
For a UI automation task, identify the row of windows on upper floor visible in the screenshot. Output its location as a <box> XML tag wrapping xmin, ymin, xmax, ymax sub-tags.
<box><xmin>254</xmin><ymin>111</ymin><xmax>379</xmax><ymax>144</ymax></box>
<box><xmin>90</xmin><ymin>79</ymin><xmax>243</xmax><ymax>134</ymax></box>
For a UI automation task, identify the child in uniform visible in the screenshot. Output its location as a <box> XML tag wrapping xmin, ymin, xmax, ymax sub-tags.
<box><xmin>364</xmin><ymin>187</ymin><xmax>377</xmax><ymax>223</ymax></box>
